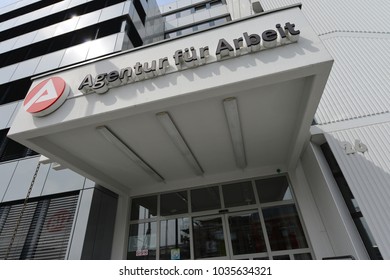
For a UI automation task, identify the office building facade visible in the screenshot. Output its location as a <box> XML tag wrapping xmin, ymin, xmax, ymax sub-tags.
<box><xmin>1</xmin><ymin>0</ymin><xmax>390</xmax><ymax>260</ymax></box>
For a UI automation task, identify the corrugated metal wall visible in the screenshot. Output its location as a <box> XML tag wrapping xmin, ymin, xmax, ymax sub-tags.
<box><xmin>325</xmin><ymin>122</ymin><xmax>390</xmax><ymax>259</ymax></box>
<box><xmin>316</xmin><ymin>36</ymin><xmax>390</xmax><ymax>124</ymax></box>
<box><xmin>260</xmin><ymin>0</ymin><xmax>390</xmax><ymax>34</ymax></box>
<box><xmin>259</xmin><ymin>0</ymin><xmax>390</xmax><ymax>125</ymax></box>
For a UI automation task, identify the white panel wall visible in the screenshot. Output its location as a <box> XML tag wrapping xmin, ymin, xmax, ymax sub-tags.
<box><xmin>325</xmin><ymin>121</ymin><xmax>390</xmax><ymax>259</ymax></box>
<box><xmin>257</xmin><ymin>0</ymin><xmax>390</xmax><ymax>125</ymax></box>
<box><xmin>259</xmin><ymin>0</ymin><xmax>390</xmax><ymax>34</ymax></box>
<box><xmin>315</xmin><ymin>36</ymin><xmax>390</xmax><ymax>124</ymax></box>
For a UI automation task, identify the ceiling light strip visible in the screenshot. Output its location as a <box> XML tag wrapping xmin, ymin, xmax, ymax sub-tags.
<box><xmin>223</xmin><ymin>97</ymin><xmax>247</xmax><ymax>169</ymax></box>
<box><xmin>156</xmin><ymin>112</ymin><xmax>204</xmax><ymax>176</ymax></box>
<box><xmin>96</xmin><ymin>126</ymin><xmax>164</xmax><ymax>182</ymax></box>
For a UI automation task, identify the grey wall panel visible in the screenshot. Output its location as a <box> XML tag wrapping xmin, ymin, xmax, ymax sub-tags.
<box><xmin>0</xmin><ymin>64</ymin><xmax>17</xmax><ymax>84</ymax></box>
<box><xmin>0</xmin><ymin>103</ymin><xmax>19</xmax><ymax>130</ymax></box>
<box><xmin>41</xmin><ymin>165</ymin><xmax>86</xmax><ymax>196</ymax></box>
<box><xmin>86</xmin><ymin>34</ymin><xmax>119</xmax><ymax>60</ymax></box>
<box><xmin>34</xmin><ymin>49</ymin><xmax>66</xmax><ymax>74</ymax></box>
<box><xmin>59</xmin><ymin>42</ymin><xmax>90</xmax><ymax>67</ymax></box>
<box><xmin>6</xmin><ymin>101</ymin><xmax>22</xmax><ymax>128</ymax></box>
<box><xmin>76</xmin><ymin>10</ymin><xmax>101</xmax><ymax>29</ymax></box>
<box><xmin>11</xmin><ymin>57</ymin><xmax>41</xmax><ymax>81</ymax></box>
<box><xmin>2</xmin><ymin>157</ymin><xmax>47</xmax><ymax>203</ymax></box>
<box><xmin>81</xmin><ymin>187</ymin><xmax>118</xmax><ymax>259</ymax></box>
<box><xmin>66</xmin><ymin>188</ymin><xmax>94</xmax><ymax>259</ymax></box>
<box><xmin>99</xmin><ymin>2</ymin><xmax>125</xmax><ymax>22</ymax></box>
<box><xmin>325</xmin><ymin>121</ymin><xmax>390</xmax><ymax>259</ymax></box>
<box><xmin>0</xmin><ymin>161</ymin><xmax>18</xmax><ymax>203</ymax></box>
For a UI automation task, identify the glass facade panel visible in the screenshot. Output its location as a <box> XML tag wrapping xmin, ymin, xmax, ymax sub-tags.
<box><xmin>222</xmin><ymin>181</ymin><xmax>255</xmax><ymax>208</ymax></box>
<box><xmin>160</xmin><ymin>218</ymin><xmax>190</xmax><ymax>260</ymax></box>
<box><xmin>160</xmin><ymin>191</ymin><xmax>188</xmax><ymax>216</ymax></box>
<box><xmin>273</xmin><ymin>255</ymin><xmax>290</xmax><ymax>260</ymax></box>
<box><xmin>228</xmin><ymin>212</ymin><xmax>266</xmax><ymax>255</ymax></box>
<box><xmin>128</xmin><ymin>222</ymin><xmax>157</xmax><ymax>260</ymax></box>
<box><xmin>128</xmin><ymin>175</ymin><xmax>311</xmax><ymax>259</ymax></box>
<box><xmin>256</xmin><ymin>176</ymin><xmax>293</xmax><ymax>204</ymax></box>
<box><xmin>262</xmin><ymin>205</ymin><xmax>308</xmax><ymax>251</ymax></box>
<box><xmin>191</xmin><ymin>186</ymin><xmax>221</xmax><ymax>212</ymax></box>
<box><xmin>130</xmin><ymin>195</ymin><xmax>157</xmax><ymax>220</ymax></box>
<box><xmin>294</xmin><ymin>253</ymin><xmax>312</xmax><ymax>260</ymax></box>
<box><xmin>193</xmin><ymin>216</ymin><xmax>226</xmax><ymax>259</ymax></box>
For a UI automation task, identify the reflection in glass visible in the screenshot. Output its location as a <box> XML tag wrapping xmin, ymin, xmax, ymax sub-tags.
<box><xmin>160</xmin><ymin>218</ymin><xmax>190</xmax><ymax>260</ymax></box>
<box><xmin>130</xmin><ymin>196</ymin><xmax>157</xmax><ymax>220</ymax></box>
<box><xmin>191</xmin><ymin>186</ymin><xmax>221</xmax><ymax>212</ymax></box>
<box><xmin>127</xmin><ymin>222</ymin><xmax>157</xmax><ymax>260</ymax></box>
<box><xmin>160</xmin><ymin>191</ymin><xmax>188</xmax><ymax>216</ymax></box>
<box><xmin>193</xmin><ymin>217</ymin><xmax>226</xmax><ymax>259</ymax></box>
<box><xmin>256</xmin><ymin>176</ymin><xmax>292</xmax><ymax>203</ymax></box>
<box><xmin>228</xmin><ymin>212</ymin><xmax>266</xmax><ymax>255</ymax></box>
<box><xmin>262</xmin><ymin>205</ymin><xmax>308</xmax><ymax>251</ymax></box>
<box><xmin>294</xmin><ymin>253</ymin><xmax>312</xmax><ymax>260</ymax></box>
<box><xmin>222</xmin><ymin>181</ymin><xmax>255</xmax><ymax>207</ymax></box>
<box><xmin>273</xmin><ymin>255</ymin><xmax>290</xmax><ymax>260</ymax></box>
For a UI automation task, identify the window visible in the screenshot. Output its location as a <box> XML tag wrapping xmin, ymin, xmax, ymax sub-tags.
<box><xmin>0</xmin><ymin>128</ymin><xmax>38</xmax><ymax>163</ymax></box>
<box><xmin>0</xmin><ymin>78</ymin><xmax>32</xmax><ymax>105</ymax></box>
<box><xmin>0</xmin><ymin>18</ymin><xmax>126</xmax><ymax>69</ymax></box>
<box><xmin>0</xmin><ymin>0</ymin><xmax>126</xmax><ymax>43</ymax></box>
<box><xmin>0</xmin><ymin>0</ymin><xmax>63</xmax><ymax>23</ymax></box>
<box><xmin>129</xmin><ymin>175</ymin><xmax>312</xmax><ymax>260</ymax></box>
<box><xmin>163</xmin><ymin>16</ymin><xmax>231</xmax><ymax>39</ymax></box>
<box><xmin>133</xmin><ymin>0</ymin><xmax>146</xmax><ymax>25</ymax></box>
<box><xmin>0</xmin><ymin>192</ymin><xmax>79</xmax><ymax>259</ymax></box>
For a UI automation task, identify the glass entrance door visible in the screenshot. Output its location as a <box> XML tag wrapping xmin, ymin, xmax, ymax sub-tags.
<box><xmin>193</xmin><ymin>210</ymin><xmax>268</xmax><ymax>259</ymax></box>
<box><xmin>192</xmin><ymin>215</ymin><xmax>228</xmax><ymax>259</ymax></box>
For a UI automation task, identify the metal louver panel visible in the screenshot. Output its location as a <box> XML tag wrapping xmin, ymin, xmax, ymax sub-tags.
<box><xmin>0</xmin><ymin>203</ymin><xmax>37</xmax><ymax>259</ymax></box>
<box><xmin>0</xmin><ymin>192</ymin><xmax>79</xmax><ymax>260</ymax></box>
<box><xmin>30</xmin><ymin>195</ymin><xmax>79</xmax><ymax>260</ymax></box>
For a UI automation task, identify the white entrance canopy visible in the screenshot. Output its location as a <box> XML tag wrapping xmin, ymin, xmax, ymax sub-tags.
<box><xmin>9</xmin><ymin>5</ymin><xmax>333</xmax><ymax>195</ymax></box>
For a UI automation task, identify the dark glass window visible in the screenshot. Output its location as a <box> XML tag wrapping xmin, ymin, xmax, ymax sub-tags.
<box><xmin>191</xmin><ymin>186</ymin><xmax>221</xmax><ymax>212</ymax></box>
<box><xmin>262</xmin><ymin>205</ymin><xmax>308</xmax><ymax>251</ymax></box>
<box><xmin>133</xmin><ymin>0</ymin><xmax>146</xmax><ymax>25</ymax></box>
<box><xmin>0</xmin><ymin>128</ymin><xmax>38</xmax><ymax>163</ymax></box>
<box><xmin>0</xmin><ymin>78</ymin><xmax>32</xmax><ymax>105</ymax></box>
<box><xmin>160</xmin><ymin>191</ymin><xmax>188</xmax><ymax>216</ymax></box>
<box><xmin>130</xmin><ymin>195</ymin><xmax>158</xmax><ymax>220</ymax></box>
<box><xmin>222</xmin><ymin>181</ymin><xmax>256</xmax><ymax>207</ymax></box>
<box><xmin>256</xmin><ymin>176</ymin><xmax>293</xmax><ymax>204</ymax></box>
<box><xmin>0</xmin><ymin>0</ymin><xmax>63</xmax><ymax>23</ymax></box>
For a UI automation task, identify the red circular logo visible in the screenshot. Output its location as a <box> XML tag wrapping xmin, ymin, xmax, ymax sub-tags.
<box><xmin>23</xmin><ymin>77</ymin><xmax>70</xmax><ymax>117</ymax></box>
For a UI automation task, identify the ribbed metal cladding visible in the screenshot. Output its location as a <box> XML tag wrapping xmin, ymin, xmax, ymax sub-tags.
<box><xmin>0</xmin><ymin>192</ymin><xmax>79</xmax><ymax>260</ymax></box>
<box><xmin>325</xmin><ymin>122</ymin><xmax>390</xmax><ymax>259</ymax></box>
<box><xmin>260</xmin><ymin>0</ymin><xmax>390</xmax><ymax>34</ymax></box>
<box><xmin>315</xmin><ymin>36</ymin><xmax>390</xmax><ymax>124</ymax></box>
